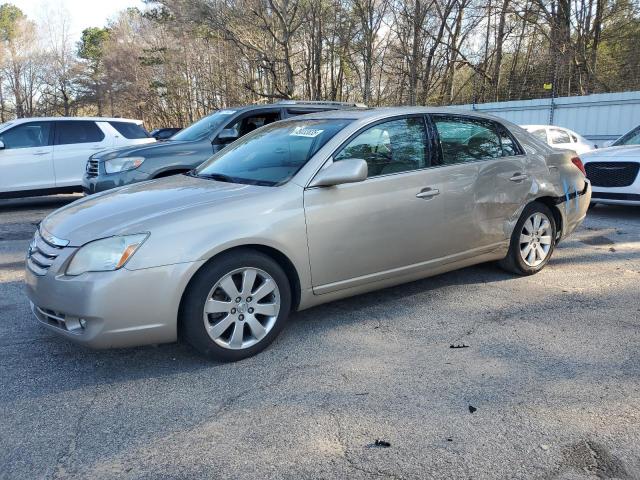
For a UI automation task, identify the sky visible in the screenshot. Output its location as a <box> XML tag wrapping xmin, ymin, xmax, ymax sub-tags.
<box><xmin>12</xmin><ymin>0</ymin><xmax>146</xmax><ymax>40</ymax></box>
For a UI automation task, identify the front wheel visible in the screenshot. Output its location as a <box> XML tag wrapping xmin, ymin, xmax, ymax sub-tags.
<box><xmin>181</xmin><ymin>249</ymin><xmax>292</xmax><ymax>361</ymax></box>
<box><xmin>499</xmin><ymin>202</ymin><xmax>557</xmax><ymax>275</ymax></box>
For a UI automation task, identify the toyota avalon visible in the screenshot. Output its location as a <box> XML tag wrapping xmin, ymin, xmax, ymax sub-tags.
<box><xmin>25</xmin><ymin>108</ymin><xmax>591</xmax><ymax>361</ymax></box>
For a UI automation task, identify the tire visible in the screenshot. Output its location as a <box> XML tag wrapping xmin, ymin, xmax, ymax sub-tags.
<box><xmin>499</xmin><ymin>202</ymin><xmax>557</xmax><ymax>275</ymax></box>
<box><xmin>180</xmin><ymin>249</ymin><xmax>292</xmax><ymax>361</ymax></box>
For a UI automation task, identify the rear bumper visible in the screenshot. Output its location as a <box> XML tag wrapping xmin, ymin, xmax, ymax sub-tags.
<box><xmin>24</xmin><ymin>259</ymin><xmax>205</xmax><ymax>349</ymax></box>
<box><xmin>556</xmin><ymin>180</ymin><xmax>591</xmax><ymax>239</ymax></box>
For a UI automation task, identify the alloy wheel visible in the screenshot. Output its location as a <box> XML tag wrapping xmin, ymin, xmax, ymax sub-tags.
<box><xmin>202</xmin><ymin>267</ymin><xmax>280</xmax><ymax>350</ymax></box>
<box><xmin>519</xmin><ymin>212</ymin><xmax>553</xmax><ymax>267</ymax></box>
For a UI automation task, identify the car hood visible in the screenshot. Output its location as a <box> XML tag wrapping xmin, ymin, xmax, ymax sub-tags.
<box><xmin>582</xmin><ymin>145</ymin><xmax>640</xmax><ymax>160</ymax></box>
<box><xmin>41</xmin><ymin>175</ymin><xmax>271</xmax><ymax>246</ymax></box>
<box><xmin>95</xmin><ymin>139</ymin><xmax>207</xmax><ymax>159</ymax></box>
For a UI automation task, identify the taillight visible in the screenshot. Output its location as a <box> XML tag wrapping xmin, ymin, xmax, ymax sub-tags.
<box><xmin>571</xmin><ymin>156</ymin><xmax>586</xmax><ymax>176</ymax></box>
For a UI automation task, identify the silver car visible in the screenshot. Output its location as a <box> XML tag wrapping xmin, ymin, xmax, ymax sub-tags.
<box><xmin>25</xmin><ymin>108</ymin><xmax>591</xmax><ymax>361</ymax></box>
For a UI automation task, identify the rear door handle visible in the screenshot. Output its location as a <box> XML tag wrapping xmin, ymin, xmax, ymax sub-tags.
<box><xmin>509</xmin><ymin>173</ymin><xmax>528</xmax><ymax>182</ymax></box>
<box><xmin>34</xmin><ymin>151</ymin><xmax>49</xmax><ymax>156</ymax></box>
<box><xmin>416</xmin><ymin>187</ymin><xmax>440</xmax><ymax>199</ymax></box>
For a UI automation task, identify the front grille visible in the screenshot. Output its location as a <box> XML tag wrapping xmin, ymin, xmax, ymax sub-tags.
<box><xmin>585</xmin><ymin>161</ymin><xmax>639</xmax><ymax>187</ymax></box>
<box><xmin>86</xmin><ymin>159</ymin><xmax>100</xmax><ymax>177</ymax></box>
<box><xmin>26</xmin><ymin>230</ymin><xmax>64</xmax><ymax>276</ymax></box>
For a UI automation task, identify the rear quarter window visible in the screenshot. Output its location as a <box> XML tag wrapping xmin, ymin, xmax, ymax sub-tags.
<box><xmin>109</xmin><ymin>121</ymin><xmax>151</xmax><ymax>139</ymax></box>
<box><xmin>55</xmin><ymin>121</ymin><xmax>105</xmax><ymax>145</ymax></box>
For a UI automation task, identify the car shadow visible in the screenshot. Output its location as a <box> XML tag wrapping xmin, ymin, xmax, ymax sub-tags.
<box><xmin>0</xmin><ymin>261</ymin><xmax>515</xmax><ymax>402</ymax></box>
<box><xmin>1</xmin><ymin>205</ymin><xmax>636</xmax><ymax>402</ymax></box>
<box><xmin>0</xmin><ymin>194</ymin><xmax>82</xmax><ymax>213</ymax></box>
<box><xmin>588</xmin><ymin>204</ymin><xmax>639</xmax><ymax>220</ymax></box>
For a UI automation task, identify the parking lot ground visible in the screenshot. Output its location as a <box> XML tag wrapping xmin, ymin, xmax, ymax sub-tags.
<box><xmin>0</xmin><ymin>196</ymin><xmax>639</xmax><ymax>480</ymax></box>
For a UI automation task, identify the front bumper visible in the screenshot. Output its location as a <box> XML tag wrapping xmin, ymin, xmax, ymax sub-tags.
<box><xmin>24</xmin><ymin>258</ymin><xmax>205</xmax><ymax>349</ymax></box>
<box><xmin>83</xmin><ymin>166</ymin><xmax>152</xmax><ymax>194</ymax></box>
<box><xmin>590</xmin><ymin>192</ymin><xmax>640</xmax><ymax>205</ymax></box>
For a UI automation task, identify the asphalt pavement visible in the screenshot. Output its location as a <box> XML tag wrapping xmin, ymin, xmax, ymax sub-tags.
<box><xmin>0</xmin><ymin>195</ymin><xmax>638</xmax><ymax>479</ymax></box>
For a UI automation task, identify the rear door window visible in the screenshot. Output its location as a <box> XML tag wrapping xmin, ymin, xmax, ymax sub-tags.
<box><xmin>224</xmin><ymin>111</ymin><xmax>282</xmax><ymax>138</ymax></box>
<box><xmin>496</xmin><ymin>124</ymin><xmax>522</xmax><ymax>156</ymax></box>
<box><xmin>109</xmin><ymin>121</ymin><xmax>150</xmax><ymax>139</ymax></box>
<box><xmin>432</xmin><ymin>116</ymin><xmax>505</xmax><ymax>165</ymax></box>
<box><xmin>0</xmin><ymin>122</ymin><xmax>52</xmax><ymax>149</ymax></box>
<box><xmin>55</xmin><ymin>121</ymin><xmax>105</xmax><ymax>145</ymax></box>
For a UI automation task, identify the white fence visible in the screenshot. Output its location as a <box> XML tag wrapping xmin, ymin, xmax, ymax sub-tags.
<box><xmin>454</xmin><ymin>91</ymin><xmax>640</xmax><ymax>142</ymax></box>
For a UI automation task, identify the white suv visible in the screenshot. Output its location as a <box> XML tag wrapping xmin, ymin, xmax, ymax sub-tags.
<box><xmin>0</xmin><ymin>117</ymin><xmax>155</xmax><ymax>198</ymax></box>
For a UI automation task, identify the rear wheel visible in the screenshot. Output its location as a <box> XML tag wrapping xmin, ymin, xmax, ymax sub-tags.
<box><xmin>499</xmin><ymin>202</ymin><xmax>557</xmax><ymax>275</ymax></box>
<box><xmin>181</xmin><ymin>249</ymin><xmax>291</xmax><ymax>361</ymax></box>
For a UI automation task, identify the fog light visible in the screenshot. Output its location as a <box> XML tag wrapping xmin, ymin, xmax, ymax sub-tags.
<box><xmin>79</xmin><ymin>318</ymin><xmax>87</xmax><ymax>329</ymax></box>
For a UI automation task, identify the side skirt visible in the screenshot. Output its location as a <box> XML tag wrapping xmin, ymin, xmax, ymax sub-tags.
<box><xmin>0</xmin><ymin>186</ymin><xmax>82</xmax><ymax>199</ymax></box>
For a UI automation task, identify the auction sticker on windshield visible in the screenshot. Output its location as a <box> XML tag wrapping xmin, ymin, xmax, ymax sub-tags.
<box><xmin>290</xmin><ymin>126</ymin><xmax>323</xmax><ymax>137</ymax></box>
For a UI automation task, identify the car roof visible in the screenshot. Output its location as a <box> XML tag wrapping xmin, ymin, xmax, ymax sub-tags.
<box><xmin>8</xmin><ymin>117</ymin><xmax>143</xmax><ymax>124</ymax></box>
<box><xmin>226</xmin><ymin>101</ymin><xmax>366</xmax><ymax>113</ymax></box>
<box><xmin>294</xmin><ymin>106</ymin><xmax>514</xmax><ymax>123</ymax></box>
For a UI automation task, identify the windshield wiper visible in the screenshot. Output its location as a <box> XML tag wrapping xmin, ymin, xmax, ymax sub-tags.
<box><xmin>196</xmin><ymin>172</ymin><xmax>237</xmax><ymax>183</ymax></box>
<box><xmin>189</xmin><ymin>171</ymin><xmax>276</xmax><ymax>186</ymax></box>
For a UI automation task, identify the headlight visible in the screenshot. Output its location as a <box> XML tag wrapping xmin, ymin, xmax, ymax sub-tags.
<box><xmin>66</xmin><ymin>234</ymin><xmax>149</xmax><ymax>276</ymax></box>
<box><xmin>104</xmin><ymin>156</ymin><xmax>145</xmax><ymax>174</ymax></box>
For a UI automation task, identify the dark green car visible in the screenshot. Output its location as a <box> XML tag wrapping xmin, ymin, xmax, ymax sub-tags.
<box><xmin>83</xmin><ymin>101</ymin><xmax>364</xmax><ymax>194</ymax></box>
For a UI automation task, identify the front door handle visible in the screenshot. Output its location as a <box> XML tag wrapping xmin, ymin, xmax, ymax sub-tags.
<box><xmin>509</xmin><ymin>173</ymin><xmax>528</xmax><ymax>182</ymax></box>
<box><xmin>416</xmin><ymin>187</ymin><xmax>440</xmax><ymax>199</ymax></box>
<box><xmin>33</xmin><ymin>151</ymin><xmax>49</xmax><ymax>156</ymax></box>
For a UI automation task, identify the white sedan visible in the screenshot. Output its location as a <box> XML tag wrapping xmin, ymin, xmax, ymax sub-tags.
<box><xmin>581</xmin><ymin>125</ymin><xmax>640</xmax><ymax>206</ymax></box>
<box><xmin>521</xmin><ymin>125</ymin><xmax>595</xmax><ymax>155</ymax></box>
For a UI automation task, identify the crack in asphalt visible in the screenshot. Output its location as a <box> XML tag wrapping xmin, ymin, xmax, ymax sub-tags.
<box><xmin>48</xmin><ymin>388</ymin><xmax>100</xmax><ymax>479</ymax></box>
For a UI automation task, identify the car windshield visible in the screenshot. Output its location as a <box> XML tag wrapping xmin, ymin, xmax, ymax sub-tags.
<box><xmin>613</xmin><ymin>126</ymin><xmax>640</xmax><ymax>146</ymax></box>
<box><xmin>171</xmin><ymin>110</ymin><xmax>238</xmax><ymax>142</ymax></box>
<box><xmin>194</xmin><ymin>118</ymin><xmax>351</xmax><ymax>186</ymax></box>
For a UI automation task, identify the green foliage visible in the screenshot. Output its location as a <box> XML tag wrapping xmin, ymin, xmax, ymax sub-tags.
<box><xmin>77</xmin><ymin>27</ymin><xmax>110</xmax><ymax>62</ymax></box>
<box><xmin>0</xmin><ymin>3</ymin><xmax>24</xmax><ymax>42</ymax></box>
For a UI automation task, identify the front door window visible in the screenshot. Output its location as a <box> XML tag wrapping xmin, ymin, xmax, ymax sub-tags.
<box><xmin>334</xmin><ymin>117</ymin><xmax>429</xmax><ymax>176</ymax></box>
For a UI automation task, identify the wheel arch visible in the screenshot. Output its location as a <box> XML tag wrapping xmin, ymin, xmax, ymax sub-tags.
<box><xmin>177</xmin><ymin>244</ymin><xmax>302</xmax><ymax>337</ymax></box>
<box><xmin>532</xmin><ymin>196</ymin><xmax>564</xmax><ymax>239</ymax></box>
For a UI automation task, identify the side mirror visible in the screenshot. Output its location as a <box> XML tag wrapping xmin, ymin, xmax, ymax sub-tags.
<box><xmin>216</xmin><ymin>129</ymin><xmax>239</xmax><ymax>143</ymax></box>
<box><xmin>0</xmin><ymin>140</ymin><xmax>4</xmax><ymax>149</ymax></box>
<box><xmin>309</xmin><ymin>159</ymin><xmax>368</xmax><ymax>187</ymax></box>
